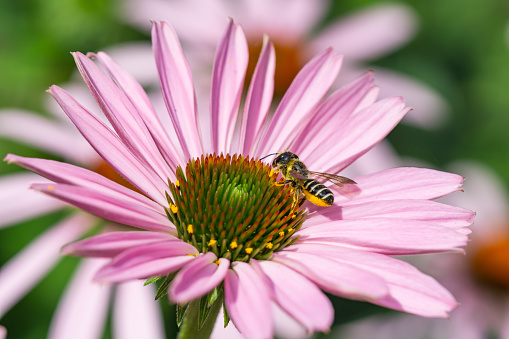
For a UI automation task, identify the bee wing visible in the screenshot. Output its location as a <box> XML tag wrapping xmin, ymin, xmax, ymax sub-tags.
<box><xmin>288</xmin><ymin>169</ymin><xmax>307</xmax><ymax>182</ymax></box>
<box><xmin>308</xmin><ymin>171</ymin><xmax>357</xmax><ymax>187</ymax></box>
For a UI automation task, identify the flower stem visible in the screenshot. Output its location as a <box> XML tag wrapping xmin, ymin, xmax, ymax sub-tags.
<box><xmin>176</xmin><ymin>297</ymin><xmax>222</xmax><ymax>339</ymax></box>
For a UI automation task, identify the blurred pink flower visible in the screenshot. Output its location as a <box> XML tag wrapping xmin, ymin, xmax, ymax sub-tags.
<box><xmin>123</xmin><ymin>0</ymin><xmax>448</xmax><ymax>128</ymax></box>
<box><xmin>335</xmin><ymin>162</ymin><xmax>509</xmax><ymax>339</ymax></box>
<box><xmin>0</xmin><ymin>50</ymin><xmax>167</xmax><ymax>339</ymax></box>
<box><xmin>6</xmin><ymin>20</ymin><xmax>472</xmax><ymax>339</ymax></box>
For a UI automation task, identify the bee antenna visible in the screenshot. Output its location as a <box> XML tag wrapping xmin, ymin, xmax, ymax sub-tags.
<box><xmin>259</xmin><ymin>153</ymin><xmax>278</xmax><ymax>160</ymax></box>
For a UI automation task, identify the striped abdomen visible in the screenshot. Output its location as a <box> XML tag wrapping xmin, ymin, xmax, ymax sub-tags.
<box><xmin>302</xmin><ymin>179</ymin><xmax>334</xmax><ymax>207</ymax></box>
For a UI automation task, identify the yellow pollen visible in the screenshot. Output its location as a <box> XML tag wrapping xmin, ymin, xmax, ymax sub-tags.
<box><xmin>208</xmin><ymin>239</ymin><xmax>217</xmax><ymax>246</ymax></box>
<box><xmin>169</xmin><ymin>204</ymin><xmax>178</xmax><ymax>214</ymax></box>
<box><xmin>291</xmin><ymin>214</ymin><xmax>296</xmax><ymax>219</ymax></box>
<box><xmin>269</xmin><ymin>168</ymin><xmax>274</xmax><ymax>177</ymax></box>
<box><xmin>187</xmin><ymin>224</ymin><xmax>194</xmax><ymax>234</ymax></box>
<box><xmin>288</xmin><ymin>228</ymin><xmax>294</xmax><ymax>232</ymax></box>
<box><xmin>266</xmin><ymin>242</ymin><xmax>273</xmax><ymax>249</ymax></box>
<box><xmin>48</xmin><ymin>185</ymin><xmax>54</xmax><ymax>191</ymax></box>
<box><xmin>195</xmin><ymin>253</ymin><xmax>198</xmax><ymax>257</ymax></box>
<box><xmin>215</xmin><ymin>260</ymin><xmax>221</xmax><ymax>265</ymax></box>
<box><xmin>279</xmin><ymin>231</ymin><xmax>285</xmax><ymax>237</ymax></box>
<box><xmin>230</xmin><ymin>241</ymin><xmax>238</xmax><ymax>249</ymax></box>
<box><xmin>175</xmin><ymin>180</ymin><xmax>180</xmax><ymax>188</ymax></box>
<box><xmin>245</xmin><ymin>247</ymin><xmax>253</xmax><ymax>254</ymax></box>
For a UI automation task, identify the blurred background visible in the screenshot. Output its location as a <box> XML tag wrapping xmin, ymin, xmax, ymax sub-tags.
<box><xmin>1</xmin><ymin>0</ymin><xmax>509</xmax><ymax>338</ymax></box>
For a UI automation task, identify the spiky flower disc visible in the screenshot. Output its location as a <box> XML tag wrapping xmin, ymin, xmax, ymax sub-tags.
<box><xmin>166</xmin><ymin>154</ymin><xmax>305</xmax><ymax>263</ymax></box>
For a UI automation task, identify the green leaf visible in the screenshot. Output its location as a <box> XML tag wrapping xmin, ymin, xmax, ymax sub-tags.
<box><xmin>143</xmin><ymin>276</ymin><xmax>162</xmax><ymax>286</ymax></box>
<box><xmin>176</xmin><ymin>303</ymin><xmax>189</xmax><ymax>328</ymax></box>
<box><xmin>223</xmin><ymin>298</ymin><xmax>230</xmax><ymax>328</ymax></box>
<box><xmin>198</xmin><ymin>295</ymin><xmax>212</xmax><ymax>329</ymax></box>
<box><xmin>207</xmin><ymin>287</ymin><xmax>220</xmax><ymax>307</ymax></box>
<box><xmin>155</xmin><ymin>273</ymin><xmax>176</xmax><ymax>300</ymax></box>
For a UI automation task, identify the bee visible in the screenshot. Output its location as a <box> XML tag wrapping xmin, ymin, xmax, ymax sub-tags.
<box><xmin>261</xmin><ymin>151</ymin><xmax>356</xmax><ymax>208</ymax></box>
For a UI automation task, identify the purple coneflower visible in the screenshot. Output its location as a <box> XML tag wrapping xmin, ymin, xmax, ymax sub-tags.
<box><xmin>6</xmin><ymin>20</ymin><xmax>473</xmax><ymax>339</ymax></box>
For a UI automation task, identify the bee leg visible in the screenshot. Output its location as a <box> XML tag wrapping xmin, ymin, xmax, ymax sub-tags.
<box><xmin>274</xmin><ymin>180</ymin><xmax>293</xmax><ymax>187</ymax></box>
<box><xmin>290</xmin><ymin>186</ymin><xmax>302</xmax><ymax>210</ymax></box>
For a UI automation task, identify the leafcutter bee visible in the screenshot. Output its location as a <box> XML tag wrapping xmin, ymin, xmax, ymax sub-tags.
<box><xmin>261</xmin><ymin>151</ymin><xmax>356</xmax><ymax>208</ymax></box>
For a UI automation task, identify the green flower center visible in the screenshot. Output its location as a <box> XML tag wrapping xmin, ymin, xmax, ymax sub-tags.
<box><xmin>165</xmin><ymin>154</ymin><xmax>305</xmax><ymax>262</ymax></box>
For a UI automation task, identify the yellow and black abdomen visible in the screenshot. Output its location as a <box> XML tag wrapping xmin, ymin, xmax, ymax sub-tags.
<box><xmin>302</xmin><ymin>179</ymin><xmax>334</xmax><ymax>207</ymax></box>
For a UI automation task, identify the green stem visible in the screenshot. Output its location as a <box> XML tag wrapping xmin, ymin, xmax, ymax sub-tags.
<box><xmin>176</xmin><ymin>297</ymin><xmax>223</xmax><ymax>339</ymax></box>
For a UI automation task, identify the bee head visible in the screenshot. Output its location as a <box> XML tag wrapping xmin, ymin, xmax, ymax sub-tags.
<box><xmin>272</xmin><ymin>151</ymin><xmax>298</xmax><ymax>167</ymax></box>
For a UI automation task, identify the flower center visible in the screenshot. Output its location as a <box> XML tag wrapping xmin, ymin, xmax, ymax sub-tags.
<box><xmin>247</xmin><ymin>38</ymin><xmax>303</xmax><ymax>98</ymax></box>
<box><xmin>165</xmin><ymin>154</ymin><xmax>305</xmax><ymax>262</ymax></box>
<box><xmin>470</xmin><ymin>234</ymin><xmax>509</xmax><ymax>290</ymax></box>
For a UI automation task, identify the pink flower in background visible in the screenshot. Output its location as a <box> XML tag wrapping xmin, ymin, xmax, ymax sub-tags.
<box><xmin>6</xmin><ymin>19</ymin><xmax>472</xmax><ymax>339</ymax></box>
<box><xmin>0</xmin><ymin>51</ymin><xmax>167</xmax><ymax>339</ymax></box>
<box><xmin>124</xmin><ymin>0</ymin><xmax>447</xmax><ymax>128</ymax></box>
<box><xmin>335</xmin><ymin>162</ymin><xmax>509</xmax><ymax>339</ymax></box>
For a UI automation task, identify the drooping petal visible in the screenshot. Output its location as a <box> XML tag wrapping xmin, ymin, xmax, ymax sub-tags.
<box><xmin>93</xmin><ymin>51</ymin><xmax>184</xmax><ymax>171</ymax></box>
<box><xmin>169</xmin><ymin>252</ymin><xmax>230</xmax><ymax>303</ymax></box>
<box><xmin>308</xmin><ymin>97</ymin><xmax>410</xmax><ymax>173</ymax></box>
<box><xmin>31</xmin><ymin>183</ymin><xmax>174</xmax><ymax>233</ymax></box>
<box><xmin>0</xmin><ymin>214</ymin><xmax>93</xmax><ymax>318</ymax></box>
<box><xmin>224</xmin><ymin>262</ymin><xmax>273</xmax><ymax>339</ymax></box>
<box><xmin>73</xmin><ymin>52</ymin><xmax>174</xmax><ymax>183</ymax></box>
<box><xmin>48</xmin><ymin>259</ymin><xmax>112</xmax><ymax>339</ymax></box>
<box><xmin>257</xmin><ymin>260</ymin><xmax>333</xmax><ymax>333</ymax></box>
<box><xmin>94</xmin><ymin>241</ymin><xmax>198</xmax><ymax>283</ymax></box>
<box><xmin>238</xmin><ymin>36</ymin><xmax>275</xmax><ymax>155</ymax></box>
<box><xmin>335</xmin><ymin>167</ymin><xmax>465</xmax><ymax>206</ymax></box>
<box><xmin>48</xmin><ymin>85</ymin><xmax>169</xmax><ymax>205</ymax></box>
<box><xmin>306</xmin><ymin>199</ymin><xmax>475</xmax><ymax>231</ymax></box>
<box><xmin>291</xmin><ymin>243</ymin><xmax>457</xmax><ymax>317</ymax></box>
<box><xmin>271</xmin><ymin>251</ymin><xmax>388</xmax><ymax>301</ymax></box>
<box><xmin>0</xmin><ymin>172</ymin><xmax>63</xmax><ymax>228</ymax></box>
<box><xmin>62</xmin><ymin>231</ymin><xmax>178</xmax><ymax>257</ymax></box>
<box><xmin>292</xmin><ymin>72</ymin><xmax>376</xmax><ymax>159</ymax></box>
<box><xmin>210</xmin><ymin>19</ymin><xmax>248</xmax><ymax>154</ymax></box>
<box><xmin>0</xmin><ymin>109</ymin><xmax>95</xmax><ymax>164</ymax></box>
<box><xmin>5</xmin><ymin>154</ymin><xmax>162</xmax><ymax>211</ymax></box>
<box><xmin>255</xmin><ymin>48</ymin><xmax>343</xmax><ymax>157</ymax></box>
<box><xmin>152</xmin><ymin>20</ymin><xmax>203</xmax><ymax>160</ymax></box>
<box><xmin>296</xmin><ymin>218</ymin><xmax>468</xmax><ymax>255</ymax></box>
<box><xmin>310</xmin><ymin>3</ymin><xmax>417</xmax><ymax>61</ymax></box>
<box><xmin>113</xmin><ymin>281</ymin><xmax>166</xmax><ymax>339</ymax></box>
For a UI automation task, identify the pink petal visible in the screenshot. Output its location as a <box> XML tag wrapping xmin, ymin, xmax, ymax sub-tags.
<box><xmin>0</xmin><ymin>213</ymin><xmax>93</xmax><ymax>317</ymax></box>
<box><xmin>292</xmin><ymin>243</ymin><xmax>457</xmax><ymax>317</ymax></box>
<box><xmin>93</xmin><ymin>51</ymin><xmax>184</xmax><ymax>171</ymax></box>
<box><xmin>224</xmin><ymin>262</ymin><xmax>273</xmax><ymax>339</ymax></box>
<box><xmin>0</xmin><ymin>172</ymin><xmax>63</xmax><ymax>228</ymax></box>
<box><xmin>113</xmin><ymin>281</ymin><xmax>166</xmax><ymax>339</ymax></box>
<box><xmin>256</xmin><ymin>48</ymin><xmax>343</xmax><ymax>157</ymax></box>
<box><xmin>95</xmin><ymin>241</ymin><xmax>198</xmax><ymax>283</ymax></box>
<box><xmin>210</xmin><ymin>19</ymin><xmax>248</xmax><ymax>154</ymax></box>
<box><xmin>336</xmin><ymin>167</ymin><xmax>465</xmax><ymax>206</ymax></box>
<box><xmin>306</xmin><ymin>199</ymin><xmax>475</xmax><ymax>230</ymax></box>
<box><xmin>308</xmin><ymin>97</ymin><xmax>410</xmax><ymax>173</ymax></box>
<box><xmin>271</xmin><ymin>251</ymin><xmax>388</xmax><ymax>301</ymax></box>
<box><xmin>169</xmin><ymin>252</ymin><xmax>230</xmax><ymax>303</ymax></box>
<box><xmin>6</xmin><ymin>154</ymin><xmax>162</xmax><ymax>211</ymax></box>
<box><xmin>73</xmin><ymin>52</ymin><xmax>174</xmax><ymax>183</ymax></box>
<box><xmin>257</xmin><ymin>260</ymin><xmax>333</xmax><ymax>333</ymax></box>
<box><xmin>32</xmin><ymin>183</ymin><xmax>174</xmax><ymax>233</ymax></box>
<box><xmin>48</xmin><ymin>259</ymin><xmax>112</xmax><ymax>339</ymax></box>
<box><xmin>292</xmin><ymin>72</ymin><xmax>376</xmax><ymax>158</ymax></box>
<box><xmin>238</xmin><ymin>36</ymin><xmax>275</xmax><ymax>155</ymax></box>
<box><xmin>0</xmin><ymin>109</ymin><xmax>94</xmax><ymax>164</ymax></box>
<box><xmin>0</xmin><ymin>326</ymin><xmax>5</xmax><ymax>339</ymax></box>
<box><xmin>48</xmin><ymin>85</ymin><xmax>169</xmax><ymax>205</ymax></box>
<box><xmin>311</xmin><ymin>3</ymin><xmax>417</xmax><ymax>60</ymax></box>
<box><xmin>297</xmin><ymin>218</ymin><xmax>468</xmax><ymax>255</ymax></box>
<box><xmin>63</xmin><ymin>231</ymin><xmax>178</xmax><ymax>257</ymax></box>
<box><xmin>151</xmin><ymin>21</ymin><xmax>203</xmax><ymax>160</ymax></box>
